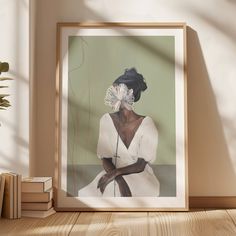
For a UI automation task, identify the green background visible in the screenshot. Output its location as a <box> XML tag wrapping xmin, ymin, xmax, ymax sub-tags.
<box><xmin>67</xmin><ymin>36</ymin><xmax>176</xmax><ymax>166</ymax></box>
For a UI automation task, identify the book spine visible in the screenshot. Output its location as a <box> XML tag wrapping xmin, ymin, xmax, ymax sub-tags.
<box><xmin>2</xmin><ymin>174</ymin><xmax>14</xmax><ymax>219</ymax></box>
<box><xmin>17</xmin><ymin>175</ymin><xmax>22</xmax><ymax>218</ymax></box>
<box><xmin>13</xmin><ymin>174</ymin><xmax>17</xmax><ymax>219</ymax></box>
<box><xmin>21</xmin><ymin>182</ymin><xmax>44</xmax><ymax>192</ymax></box>
<box><xmin>21</xmin><ymin>189</ymin><xmax>53</xmax><ymax>203</ymax></box>
<box><xmin>21</xmin><ymin>177</ymin><xmax>52</xmax><ymax>193</ymax></box>
<box><xmin>0</xmin><ymin>175</ymin><xmax>5</xmax><ymax>217</ymax></box>
<box><xmin>21</xmin><ymin>201</ymin><xmax>52</xmax><ymax>211</ymax></box>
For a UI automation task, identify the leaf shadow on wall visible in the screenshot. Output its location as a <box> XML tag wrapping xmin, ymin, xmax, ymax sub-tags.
<box><xmin>0</xmin><ymin>0</ymin><xmax>29</xmax><ymax>175</ymax></box>
<box><xmin>187</xmin><ymin>27</ymin><xmax>235</xmax><ymax>196</ymax></box>
<box><xmin>33</xmin><ymin>0</ymin><xmax>180</xmax><ymax>178</ymax></box>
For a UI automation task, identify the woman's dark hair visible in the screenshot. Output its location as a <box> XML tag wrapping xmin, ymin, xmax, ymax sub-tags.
<box><xmin>113</xmin><ymin>68</ymin><xmax>147</xmax><ymax>102</ymax></box>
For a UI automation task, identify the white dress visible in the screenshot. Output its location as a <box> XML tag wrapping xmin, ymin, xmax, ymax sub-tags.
<box><xmin>78</xmin><ymin>113</ymin><xmax>160</xmax><ymax>197</ymax></box>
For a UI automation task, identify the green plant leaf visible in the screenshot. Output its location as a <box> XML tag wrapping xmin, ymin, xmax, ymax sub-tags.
<box><xmin>0</xmin><ymin>61</ymin><xmax>12</xmax><ymax>112</ymax></box>
<box><xmin>0</xmin><ymin>62</ymin><xmax>9</xmax><ymax>73</ymax></box>
<box><xmin>0</xmin><ymin>77</ymin><xmax>13</xmax><ymax>81</ymax></box>
<box><xmin>0</xmin><ymin>98</ymin><xmax>10</xmax><ymax>106</ymax></box>
<box><xmin>0</xmin><ymin>104</ymin><xmax>11</xmax><ymax>107</ymax></box>
<box><xmin>0</xmin><ymin>103</ymin><xmax>10</xmax><ymax>108</ymax></box>
<box><xmin>0</xmin><ymin>94</ymin><xmax>10</xmax><ymax>98</ymax></box>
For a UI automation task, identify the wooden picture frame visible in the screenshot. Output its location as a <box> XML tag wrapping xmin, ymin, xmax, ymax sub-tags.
<box><xmin>55</xmin><ymin>22</ymin><xmax>188</xmax><ymax>211</ymax></box>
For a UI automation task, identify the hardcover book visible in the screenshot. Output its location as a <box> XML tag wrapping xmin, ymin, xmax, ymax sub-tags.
<box><xmin>22</xmin><ymin>200</ymin><xmax>53</xmax><ymax>211</ymax></box>
<box><xmin>21</xmin><ymin>207</ymin><xmax>56</xmax><ymax>218</ymax></box>
<box><xmin>22</xmin><ymin>177</ymin><xmax>52</xmax><ymax>193</ymax></box>
<box><xmin>21</xmin><ymin>189</ymin><xmax>53</xmax><ymax>203</ymax></box>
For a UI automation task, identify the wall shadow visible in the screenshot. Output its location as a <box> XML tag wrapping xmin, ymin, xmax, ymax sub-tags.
<box><xmin>0</xmin><ymin>0</ymin><xmax>29</xmax><ymax>176</ymax></box>
<box><xmin>33</xmin><ymin>0</ymin><xmax>178</xmax><ymax>177</ymax></box>
<box><xmin>187</xmin><ymin>27</ymin><xmax>235</xmax><ymax>195</ymax></box>
<box><xmin>32</xmin><ymin>0</ymin><xmax>236</xmax><ymax>197</ymax></box>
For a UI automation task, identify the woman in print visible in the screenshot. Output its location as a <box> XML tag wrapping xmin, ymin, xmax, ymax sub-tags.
<box><xmin>79</xmin><ymin>68</ymin><xmax>160</xmax><ymax>197</ymax></box>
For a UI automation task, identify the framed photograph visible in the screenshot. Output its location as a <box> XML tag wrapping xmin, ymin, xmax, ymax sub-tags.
<box><xmin>55</xmin><ymin>23</ymin><xmax>188</xmax><ymax>211</ymax></box>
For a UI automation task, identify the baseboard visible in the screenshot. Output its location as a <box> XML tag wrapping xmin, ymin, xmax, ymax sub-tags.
<box><xmin>189</xmin><ymin>197</ymin><xmax>236</xmax><ymax>208</ymax></box>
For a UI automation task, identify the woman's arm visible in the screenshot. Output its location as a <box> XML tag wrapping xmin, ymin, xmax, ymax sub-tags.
<box><xmin>97</xmin><ymin>158</ymin><xmax>147</xmax><ymax>193</ymax></box>
<box><xmin>102</xmin><ymin>158</ymin><xmax>116</xmax><ymax>172</ymax></box>
<box><xmin>116</xmin><ymin>158</ymin><xmax>147</xmax><ymax>177</ymax></box>
<box><xmin>100</xmin><ymin>158</ymin><xmax>131</xmax><ymax>196</ymax></box>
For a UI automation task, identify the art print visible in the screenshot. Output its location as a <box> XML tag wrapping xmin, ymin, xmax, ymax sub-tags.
<box><xmin>55</xmin><ymin>23</ymin><xmax>188</xmax><ymax>211</ymax></box>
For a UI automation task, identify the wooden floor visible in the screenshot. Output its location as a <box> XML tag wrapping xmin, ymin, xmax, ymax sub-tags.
<box><xmin>1</xmin><ymin>210</ymin><xmax>236</xmax><ymax>235</ymax></box>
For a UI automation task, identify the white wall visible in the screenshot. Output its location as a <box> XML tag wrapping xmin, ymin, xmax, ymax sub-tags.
<box><xmin>32</xmin><ymin>0</ymin><xmax>236</xmax><ymax>196</ymax></box>
<box><xmin>0</xmin><ymin>0</ymin><xmax>29</xmax><ymax>177</ymax></box>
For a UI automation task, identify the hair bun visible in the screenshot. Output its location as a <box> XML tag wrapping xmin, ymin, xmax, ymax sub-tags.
<box><xmin>125</xmin><ymin>68</ymin><xmax>137</xmax><ymax>76</ymax></box>
<box><xmin>114</xmin><ymin>67</ymin><xmax>147</xmax><ymax>102</ymax></box>
<box><xmin>124</xmin><ymin>68</ymin><xmax>147</xmax><ymax>92</ymax></box>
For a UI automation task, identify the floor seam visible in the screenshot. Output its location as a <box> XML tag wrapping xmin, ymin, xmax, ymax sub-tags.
<box><xmin>226</xmin><ymin>209</ymin><xmax>236</xmax><ymax>229</ymax></box>
<box><xmin>68</xmin><ymin>212</ymin><xmax>81</xmax><ymax>236</ymax></box>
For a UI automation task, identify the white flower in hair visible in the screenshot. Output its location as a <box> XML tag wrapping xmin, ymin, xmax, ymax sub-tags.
<box><xmin>104</xmin><ymin>83</ymin><xmax>134</xmax><ymax>111</ymax></box>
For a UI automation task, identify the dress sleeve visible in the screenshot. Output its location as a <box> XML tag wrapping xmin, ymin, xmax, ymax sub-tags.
<box><xmin>138</xmin><ymin>117</ymin><xmax>158</xmax><ymax>164</ymax></box>
<box><xmin>96</xmin><ymin>114</ymin><xmax>111</xmax><ymax>159</ymax></box>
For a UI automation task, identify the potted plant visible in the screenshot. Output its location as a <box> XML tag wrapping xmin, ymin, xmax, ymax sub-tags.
<box><xmin>0</xmin><ymin>61</ymin><xmax>11</xmax><ymax>110</ymax></box>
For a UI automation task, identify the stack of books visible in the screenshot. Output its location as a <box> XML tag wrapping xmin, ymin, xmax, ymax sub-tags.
<box><xmin>0</xmin><ymin>172</ymin><xmax>21</xmax><ymax>219</ymax></box>
<box><xmin>21</xmin><ymin>177</ymin><xmax>56</xmax><ymax>218</ymax></box>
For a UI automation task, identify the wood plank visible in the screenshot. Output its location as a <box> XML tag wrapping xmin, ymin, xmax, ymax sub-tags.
<box><xmin>205</xmin><ymin>210</ymin><xmax>236</xmax><ymax>236</ymax></box>
<box><xmin>70</xmin><ymin>212</ymin><xmax>148</xmax><ymax>236</ymax></box>
<box><xmin>0</xmin><ymin>217</ymin><xmax>38</xmax><ymax>236</ymax></box>
<box><xmin>69</xmin><ymin>212</ymin><xmax>111</xmax><ymax>236</ymax></box>
<box><xmin>28</xmin><ymin>212</ymin><xmax>79</xmax><ymax>236</ymax></box>
<box><xmin>149</xmin><ymin>210</ymin><xmax>236</xmax><ymax>236</ymax></box>
<box><xmin>1</xmin><ymin>210</ymin><xmax>236</xmax><ymax>236</ymax></box>
<box><xmin>149</xmin><ymin>210</ymin><xmax>211</xmax><ymax>236</ymax></box>
<box><xmin>0</xmin><ymin>212</ymin><xmax>78</xmax><ymax>236</ymax></box>
<box><xmin>227</xmin><ymin>209</ymin><xmax>236</xmax><ymax>225</ymax></box>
